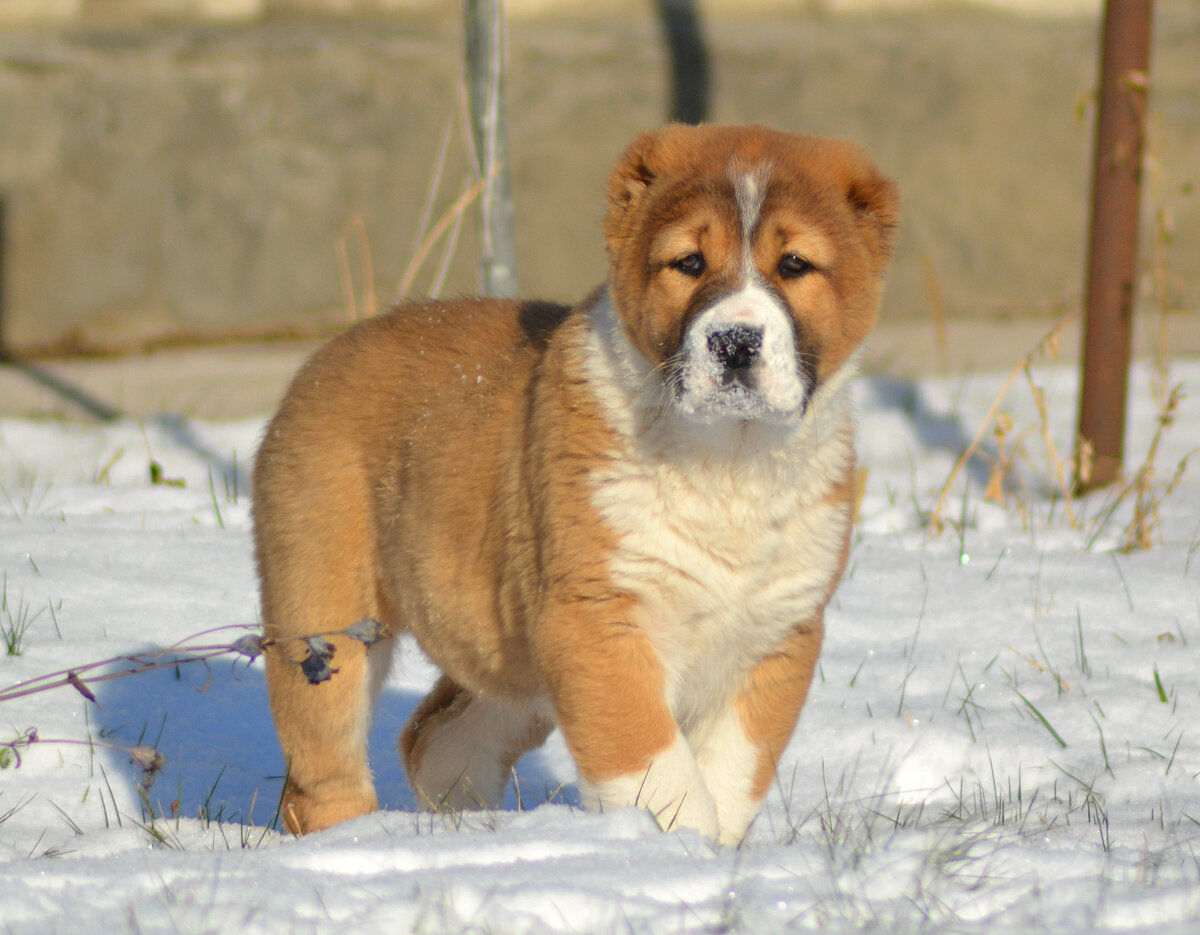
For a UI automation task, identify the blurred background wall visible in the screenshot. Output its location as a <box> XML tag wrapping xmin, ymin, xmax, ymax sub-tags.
<box><xmin>0</xmin><ymin>0</ymin><xmax>1196</xmax><ymax>359</ymax></box>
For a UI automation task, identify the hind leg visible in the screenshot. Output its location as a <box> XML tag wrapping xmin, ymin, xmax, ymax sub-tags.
<box><xmin>400</xmin><ymin>676</ymin><xmax>552</xmax><ymax>811</ymax></box>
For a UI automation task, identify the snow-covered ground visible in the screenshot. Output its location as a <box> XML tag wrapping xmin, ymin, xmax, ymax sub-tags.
<box><xmin>1</xmin><ymin>356</ymin><xmax>1198</xmax><ymax>934</ymax></box>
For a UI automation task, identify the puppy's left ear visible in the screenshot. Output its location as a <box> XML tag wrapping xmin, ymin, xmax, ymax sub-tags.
<box><xmin>846</xmin><ymin>163</ymin><xmax>900</xmax><ymax>268</ymax></box>
<box><xmin>603</xmin><ymin>129</ymin><xmax>663</xmax><ymax>249</ymax></box>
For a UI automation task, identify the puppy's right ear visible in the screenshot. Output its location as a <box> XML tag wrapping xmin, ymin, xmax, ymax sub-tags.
<box><xmin>603</xmin><ymin>130</ymin><xmax>661</xmax><ymax>248</ymax></box>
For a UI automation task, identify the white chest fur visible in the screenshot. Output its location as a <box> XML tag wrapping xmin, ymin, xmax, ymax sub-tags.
<box><xmin>582</xmin><ymin>291</ymin><xmax>856</xmax><ymax>728</ymax></box>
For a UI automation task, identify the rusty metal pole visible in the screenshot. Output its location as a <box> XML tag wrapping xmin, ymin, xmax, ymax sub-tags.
<box><xmin>1074</xmin><ymin>0</ymin><xmax>1154</xmax><ymax>493</ymax></box>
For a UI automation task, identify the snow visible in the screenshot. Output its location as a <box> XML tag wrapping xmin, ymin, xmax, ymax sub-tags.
<box><xmin>1</xmin><ymin>358</ymin><xmax>1198</xmax><ymax>933</ymax></box>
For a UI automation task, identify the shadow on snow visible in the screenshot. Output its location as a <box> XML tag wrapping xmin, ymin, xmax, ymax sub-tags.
<box><xmin>93</xmin><ymin>648</ymin><xmax>571</xmax><ymax>831</ymax></box>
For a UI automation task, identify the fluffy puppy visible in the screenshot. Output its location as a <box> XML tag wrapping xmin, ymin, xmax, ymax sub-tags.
<box><xmin>253</xmin><ymin>124</ymin><xmax>898</xmax><ymax>844</ymax></box>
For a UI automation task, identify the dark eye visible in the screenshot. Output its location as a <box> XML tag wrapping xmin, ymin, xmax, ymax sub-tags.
<box><xmin>670</xmin><ymin>253</ymin><xmax>706</xmax><ymax>277</ymax></box>
<box><xmin>778</xmin><ymin>254</ymin><xmax>814</xmax><ymax>279</ymax></box>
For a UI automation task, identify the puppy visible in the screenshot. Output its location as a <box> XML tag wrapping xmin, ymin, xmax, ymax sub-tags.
<box><xmin>253</xmin><ymin>124</ymin><xmax>898</xmax><ymax>844</ymax></box>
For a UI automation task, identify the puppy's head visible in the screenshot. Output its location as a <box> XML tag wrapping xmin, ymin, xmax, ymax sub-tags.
<box><xmin>603</xmin><ymin>124</ymin><xmax>898</xmax><ymax>425</ymax></box>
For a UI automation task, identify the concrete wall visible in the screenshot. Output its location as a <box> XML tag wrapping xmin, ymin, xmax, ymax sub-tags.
<box><xmin>0</xmin><ymin>1</ymin><xmax>1106</xmax><ymax>27</ymax></box>
<box><xmin>0</xmin><ymin>0</ymin><xmax>1196</xmax><ymax>356</ymax></box>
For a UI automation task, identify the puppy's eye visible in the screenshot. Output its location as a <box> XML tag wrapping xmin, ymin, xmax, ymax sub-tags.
<box><xmin>670</xmin><ymin>253</ymin><xmax>706</xmax><ymax>277</ymax></box>
<box><xmin>778</xmin><ymin>254</ymin><xmax>814</xmax><ymax>279</ymax></box>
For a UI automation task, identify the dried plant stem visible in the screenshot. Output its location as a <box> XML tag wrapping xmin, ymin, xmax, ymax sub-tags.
<box><xmin>0</xmin><ymin>645</ymin><xmax>235</xmax><ymax>705</ymax></box>
<box><xmin>928</xmin><ymin>311</ymin><xmax>1079</xmax><ymax>535</ymax></box>
<box><xmin>1084</xmin><ymin>383</ymin><xmax>1193</xmax><ymax>551</ymax></box>
<box><xmin>428</xmin><ymin>197</ymin><xmax>469</xmax><ymax>299</ymax></box>
<box><xmin>1024</xmin><ymin>363</ymin><xmax>1079</xmax><ymax>527</ymax></box>
<box><xmin>921</xmin><ymin>252</ymin><xmax>948</xmax><ymax>371</ymax></box>
<box><xmin>396</xmin><ymin>176</ymin><xmax>488</xmax><ymax>300</ymax></box>
<box><xmin>1</xmin><ymin>727</ymin><xmax>161</xmax><ymax>775</ymax></box>
<box><xmin>337</xmin><ymin>214</ymin><xmax>377</xmax><ymax>321</ymax></box>
<box><xmin>408</xmin><ymin>113</ymin><xmax>457</xmax><ymax>270</ymax></box>
<box><xmin>0</xmin><ymin>620</ymin><xmax>389</xmax><ymax>706</ymax></box>
<box><xmin>403</xmin><ymin>108</ymin><xmax>472</xmax><ymax>301</ymax></box>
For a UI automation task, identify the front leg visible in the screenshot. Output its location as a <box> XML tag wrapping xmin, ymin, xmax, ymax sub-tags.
<box><xmin>538</xmin><ymin>596</ymin><xmax>719</xmax><ymax>839</ymax></box>
<box><xmin>693</xmin><ymin>619</ymin><xmax>824</xmax><ymax>845</ymax></box>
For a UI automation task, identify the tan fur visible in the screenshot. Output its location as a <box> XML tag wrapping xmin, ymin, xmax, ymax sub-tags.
<box><xmin>399</xmin><ymin>675</ymin><xmax>552</xmax><ymax>810</ymax></box>
<box><xmin>253</xmin><ymin>124</ymin><xmax>898</xmax><ymax>839</ymax></box>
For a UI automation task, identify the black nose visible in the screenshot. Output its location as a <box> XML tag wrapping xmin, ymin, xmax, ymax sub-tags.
<box><xmin>707</xmin><ymin>325</ymin><xmax>763</xmax><ymax>371</ymax></box>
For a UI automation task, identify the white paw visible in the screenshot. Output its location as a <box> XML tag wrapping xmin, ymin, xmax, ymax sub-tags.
<box><xmin>692</xmin><ymin>710</ymin><xmax>764</xmax><ymax>845</ymax></box>
<box><xmin>406</xmin><ymin>695</ymin><xmax>536</xmax><ymax>812</ymax></box>
<box><xmin>578</xmin><ymin>732</ymin><xmax>720</xmax><ymax>840</ymax></box>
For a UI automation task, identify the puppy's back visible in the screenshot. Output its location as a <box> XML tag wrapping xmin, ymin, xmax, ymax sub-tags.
<box><xmin>252</xmin><ymin>297</ymin><xmax>574</xmax><ymax>681</ymax></box>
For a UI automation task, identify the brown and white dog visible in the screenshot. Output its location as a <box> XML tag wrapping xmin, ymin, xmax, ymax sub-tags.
<box><xmin>253</xmin><ymin>124</ymin><xmax>898</xmax><ymax>845</ymax></box>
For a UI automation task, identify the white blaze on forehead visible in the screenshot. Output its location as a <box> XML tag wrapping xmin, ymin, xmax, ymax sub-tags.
<box><xmin>733</xmin><ymin>166</ymin><xmax>770</xmax><ymax>277</ymax></box>
<box><xmin>733</xmin><ymin>169</ymin><xmax>767</xmax><ymax>238</ymax></box>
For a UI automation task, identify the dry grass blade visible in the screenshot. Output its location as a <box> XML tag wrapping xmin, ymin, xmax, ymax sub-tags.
<box><xmin>337</xmin><ymin>214</ymin><xmax>377</xmax><ymax>321</ymax></box>
<box><xmin>408</xmin><ymin>113</ymin><xmax>457</xmax><ymax>267</ymax></box>
<box><xmin>1123</xmin><ymin>387</ymin><xmax>1192</xmax><ymax>551</ymax></box>
<box><xmin>1023</xmin><ymin>363</ymin><xmax>1078</xmax><ymax>526</ymax></box>
<box><xmin>921</xmin><ymin>252</ymin><xmax>948</xmax><ymax>372</ymax></box>
<box><xmin>928</xmin><ymin>310</ymin><xmax>1079</xmax><ymax>535</ymax></box>
<box><xmin>396</xmin><ymin>176</ymin><xmax>488</xmax><ymax>300</ymax></box>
